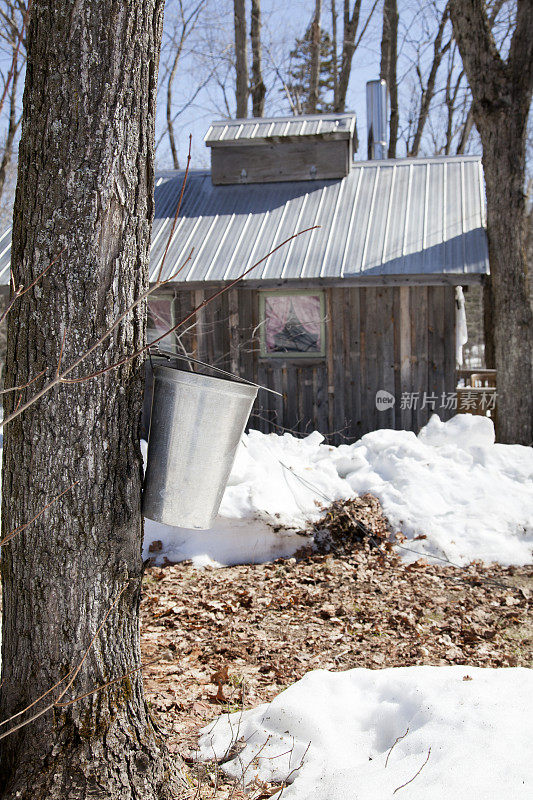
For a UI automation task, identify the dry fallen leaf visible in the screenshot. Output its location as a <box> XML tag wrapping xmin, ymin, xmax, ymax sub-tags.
<box><xmin>138</xmin><ymin>494</ymin><xmax>532</xmax><ymax>798</ymax></box>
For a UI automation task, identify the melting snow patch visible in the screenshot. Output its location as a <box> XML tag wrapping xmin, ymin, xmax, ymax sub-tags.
<box><xmin>198</xmin><ymin>666</ymin><xmax>533</xmax><ymax>800</ymax></box>
<box><xmin>143</xmin><ymin>414</ymin><xmax>533</xmax><ymax>567</ymax></box>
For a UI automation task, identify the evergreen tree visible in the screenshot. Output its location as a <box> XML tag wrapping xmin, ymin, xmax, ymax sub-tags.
<box><xmin>286</xmin><ymin>25</ymin><xmax>335</xmax><ymax>114</ymax></box>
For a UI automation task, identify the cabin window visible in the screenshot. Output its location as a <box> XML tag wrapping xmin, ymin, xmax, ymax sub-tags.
<box><xmin>147</xmin><ymin>295</ymin><xmax>173</xmax><ymax>346</ymax></box>
<box><xmin>259</xmin><ymin>290</ymin><xmax>325</xmax><ymax>358</ymax></box>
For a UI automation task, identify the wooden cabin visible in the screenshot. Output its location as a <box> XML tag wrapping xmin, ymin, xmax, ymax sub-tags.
<box><xmin>145</xmin><ymin>113</ymin><xmax>489</xmax><ymax>443</ymax></box>
<box><xmin>0</xmin><ymin>110</ymin><xmax>490</xmax><ymax>444</ymax></box>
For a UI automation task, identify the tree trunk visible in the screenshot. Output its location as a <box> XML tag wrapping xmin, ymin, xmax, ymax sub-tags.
<box><xmin>335</xmin><ymin>0</ymin><xmax>361</xmax><ymax>113</ymax></box>
<box><xmin>408</xmin><ymin>6</ymin><xmax>450</xmax><ymax>157</ymax></box>
<box><xmin>0</xmin><ymin>59</ymin><xmax>20</xmax><ymax>204</ymax></box>
<box><xmin>450</xmin><ymin>0</ymin><xmax>533</xmax><ymax>444</ymax></box>
<box><xmin>479</xmin><ymin>130</ymin><xmax>533</xmax><ymax>443</ymax></box>
<box><xmin>0</xmin><ymin>2</ymin><xmax>183</xmax><ymax>798</ymax></box>
<box><xmin>331</xmin><ymin>0</ymin><xmax>338</xmax><ymax>110</ymax></box>
<box><xmin>250</xmin><ymin>0</ymin><xmax>265</xmax><ymax>117</ymax></box>
<box><xmin>482</xmin><ymin>275</ymin><xmax>495</xmax><ymax>369</ymax></box>
<box><xmin>307</xmin><ymin>0</ymin><xmax>322</xmax><ymax>114</ymax></box>
<box><xmin>456</xmin><ymin>103</ymin><xmax>474</xmax><ymax>154</ymax></box>
<box><xmin>380</xmin><ymin>0</ymin><xmax>398</xmax><ymax>158</ymax></box>
<box><xmin>234</xmin><ymin>0</ymin><xmax>248</xmax><ymax>117</ymax></box>
<box><xmin>167</xmin><ymin>38</ymin><xmax>184</xmax><ymax>169</ymax></box>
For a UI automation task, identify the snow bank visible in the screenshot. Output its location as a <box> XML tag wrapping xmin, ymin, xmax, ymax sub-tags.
<box><xmin>198</xmin><ymin>665</ymin><xmax>533</xmax><ymax>800</ymax></box>
<box><xmin>144</xmin><ymin>517</ymin><xmax>307</xmax><ymax>568</ymax></box>
<box><xmin>143</xmin><ymin>429</ymin><xmax>352</xmax><ymax>566</ymax></box>
<box><xmin>143</xmin><ymin>414</ymin><xmax>533</xmax><ymax>567</ymax></box>
<box><xmin>344</xmin><ymin>414</ymin><xmax>533</xmax><ymax>566</ymax></box>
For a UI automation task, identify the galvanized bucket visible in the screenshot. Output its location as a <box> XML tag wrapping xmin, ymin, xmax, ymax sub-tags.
<box><xmin>142</xmin><ymin>364</ymin><xmax>258</xmax><ymax>529</ymax></box>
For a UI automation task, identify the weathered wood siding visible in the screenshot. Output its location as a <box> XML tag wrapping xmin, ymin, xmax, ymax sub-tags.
<box><xmin>164</xmin><ymin>284</ymin><xmax>456</xmax><ymax>443</ymax></box>
<box><xmin>211</xmin><ymin>139</ymin><xmax>351</xmax><ymax>185</ymax></box>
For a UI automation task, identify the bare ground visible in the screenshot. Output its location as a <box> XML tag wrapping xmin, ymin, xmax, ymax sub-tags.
<box><xmin>140</xmin><ymin>496</ymin><xmax>533</xmax><ymax>798</ymax></box>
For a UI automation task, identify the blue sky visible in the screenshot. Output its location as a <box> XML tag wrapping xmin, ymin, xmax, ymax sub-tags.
<box><xmin>154</xmin><ymin>0</ymin><xmax>466</xmax><ymax>170</ymax></box>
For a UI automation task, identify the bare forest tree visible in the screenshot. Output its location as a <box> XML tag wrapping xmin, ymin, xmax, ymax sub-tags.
<box><xmin>0</xmin><ymin>1</ymin><xmax>27</xmax><ymax>214</ymax></box>
<box><xmin>307</xmin><ymin>0</ymin><xmax>322</xmax><ymax>113</ymax></box>
<box><xmin>402</xmin><ymin>0</ymin><xmax>512</xmax><ymax>159</ymax></box>
<box><xmin>407</xmin><ymin>3</ymin><xmax>451</xmax><ymax>157</ymax></box>
<box><xmin>164</xmin><ymin>0</ymin><xmax>206</xmax><ymax>169</ymax></box>
<box><xmin>380</xmin><ymin>0</ymin><xmax>398</xmax><ymax>157</ymax></box>
<box><xmin>250</xmin><ymin>0</ymin><xmax>265</xmax><ymax>116</ymax></box>
<box><xmin>333</xmin><ymin>0</ymin><xmax>378</xmax><ymax>113</ymax></box>
<box><xmin>450</xmin><ymin>0</ymin><xmax>533</xmax><ymax>445</ymax></box>
<box><xmin>234</xmin><ymin>0</ymin><xmax>248</xmax><ymax>116</ymax></box>
<box><xmin>0</xmin><ymin>1</ymin><xmax>185</xmax><ymax>797</ymax></box>
<box><xmin>440</xmin><ymin>43</ymin><xmax>468</xmax><ymax>154</ymax></box>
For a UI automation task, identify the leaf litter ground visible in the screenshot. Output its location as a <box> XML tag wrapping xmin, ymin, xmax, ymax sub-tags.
<box><xmin>140</xmin><ymin>495</ymin><xmax>533</xmax><ymax>798</ymax></box>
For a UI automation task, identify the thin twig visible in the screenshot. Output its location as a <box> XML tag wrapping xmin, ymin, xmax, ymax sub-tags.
<box><xmin>19</xmin><ymin>247</ymin><xmax>65</xmax><ymax>297</ymax></box>
<box><xmin>0</xmin><ymin>585</ymin><xmax>126</xmax><ymax>741</ymax></box>
<box><xmin>385</xmin><ymin>727</ymin><xmax>409</xmax><ymax>768</ymax></box>
<box><xmin>0</xmin><ymin>249</ymin><xmax>193</xmax><ymax>426</ymax></box>
<box><xmin>0</xmin><ymin>368</ymin><xmax>46</xmax><ymax>396</ymax></box>
<box><xmin>55</xmin><ymin>657</ymin><xmax>159</xmax><ymax>708</ymax></box>
<box><xmin>278</xmin><ymin>741</ymin><xmax>311</xmax><ymax>797</ymax></box>
<box><xmin>55</xmin><ymin>326</ymin><xmax>68</xmax><ymax>377</ymax></box>
<box><xmin>393</xmin><ymin>747</ymin><xmax>431</xmax><ymax>794</ymax></box>
<box><xmin>0</xmin><ymin>246</ymin><xmax>66</xmax><ymax>326</ymax></box>
<box><xmin>1</xmin><ymin>218</ymin><xmax>315</xmax><ymax>429</ymax></box>
<box><xmin>63</xmin><ymin>226</ymin><xmax>319</xmax><ymax>385</ymax></box>
<box><xmin>156</xmin><ymin>134</ymin><xmax>192</xmax><ymax>282</ymax></box>
<box><xmin>0</xmin><ymin>481</ymin><xmax>79</xmax><ymax>546</ymax></box>
<box><xmin>0</xmin><ymin>668</ymin><xmax>76</xmax><ymax>730</ymax></box>
<box><xmin>0</xmin><ymin>287</ymin><xmax>22</xmax><ymax>326</ymax></box>
<box><xmin>0</xmin><ymin>0</ymin><xmax>28</xmax><ymax>119</ymax></box>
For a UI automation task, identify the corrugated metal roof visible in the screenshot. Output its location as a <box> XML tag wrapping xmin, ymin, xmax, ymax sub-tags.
<box><xmin>205</xmin><ymin>113</ymin><xmax>357</xmax><ymax>146</ymax></box>
<box><xmin>148</xmin><ymin>155</ymin><xmax>488</xmax><ymax>283</ymax></box>
<box><xmin>0</xmin><ymin>155</ymin><xmax>489</xmax><ymax>287</ymax></box>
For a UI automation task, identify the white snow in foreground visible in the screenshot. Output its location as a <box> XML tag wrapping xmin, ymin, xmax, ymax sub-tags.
<box><xmin>198</xmin><ymin>666</ymin><xmax>533</xmax><ymax>800</ymax></box>
<box><xmin>144</xmin><ymin>414</ymin><xmax>533</xmax><ymax>567</ymax></box>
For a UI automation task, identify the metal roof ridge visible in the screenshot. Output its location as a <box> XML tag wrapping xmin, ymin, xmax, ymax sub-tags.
<box><xmin>155</xmin><ymin>168</ymin><xmax>210</xmax><ymax>178</ymax></box>
<box><xmin>155</xmin><ymin>155</ymin><xmax>481</xmax><ymax>184</ymax></box>
<box><xmin>352</xmin><ymin>154</ymin><xmax>482</xmax><ymax>167</ymax></box>
<box><xmin>206</xmin><ymin>112</ymin><xmax>357</xmax><ymax>127</ymax></box>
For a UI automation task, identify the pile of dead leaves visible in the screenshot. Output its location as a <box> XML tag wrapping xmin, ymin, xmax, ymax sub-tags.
<box><xmin>313</xmin><ymin>493</ymin><xmax>392</xmax><ymax>554</ymax></box>
<box><xmin>140</xmin><ymin>495</ymin><xmax>532</xmax><ymax>798</ymax></box>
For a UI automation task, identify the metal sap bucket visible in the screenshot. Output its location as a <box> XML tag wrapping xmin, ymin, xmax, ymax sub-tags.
<box><xmin>142</xmin><ymin>363</ymin><xmax>258</xmax><ymax>529</ymax></box>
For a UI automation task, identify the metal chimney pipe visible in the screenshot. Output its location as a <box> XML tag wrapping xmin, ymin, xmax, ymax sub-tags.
<box><xmin>366</xmin><ymin>79</ymin><xmax>389</xmax><ymax>160</ymax></box>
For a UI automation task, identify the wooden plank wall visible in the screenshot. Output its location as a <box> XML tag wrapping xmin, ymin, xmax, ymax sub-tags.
<box><xmin>165</xmin><ymin>284</ymin><xmax>457</xmax><ymax>444</ymax></box>
<box><xmin>211</xmin><ymin>139</ymin><xmax>350</xmax><ymax>185</ymax></box>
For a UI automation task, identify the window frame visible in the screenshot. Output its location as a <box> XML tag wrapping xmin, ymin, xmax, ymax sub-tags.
<box><xmin>259</xmin><ymin>288</ymin><xmax>326</xmax><ymax>359</ymax></box>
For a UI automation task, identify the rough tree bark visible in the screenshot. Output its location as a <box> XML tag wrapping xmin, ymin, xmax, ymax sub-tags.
<box><xmin>450</xmin><ymin>0</ymin><xmax>533</xmax><ymax>444</ymax></box>
<box><xmin>380</xmin><ymin>0</ymin><xmax>398</xmax><ymax>158</ymax></box>
<box><xmin>234</xmin><ymin>0</ymin><xmax>248</xmax><ymax>117</ymax></box>
<box><xmin>0</xmin><ymin>1</ymin><xmax>184</xmax><ymax>798</ymax></box>
<box><xmin>250</xmin><ymin>0</ymin><xmax>265</xmax><ymax>117</ymax></box>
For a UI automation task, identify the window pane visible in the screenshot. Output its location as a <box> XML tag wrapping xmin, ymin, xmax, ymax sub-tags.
<box><xmin>147</xmin><ymin>297</ymin><xmax>172</xmax><ymax>345</ymax></box>
<box><xmin>264</xmin><ymin>293</ymin><xmax>323</xmax><ymax>354</ymax></box>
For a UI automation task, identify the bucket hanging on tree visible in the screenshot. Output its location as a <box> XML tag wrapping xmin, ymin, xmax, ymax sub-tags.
<box><xmin>142</xmin><ymin>362</ymin><xmax>258</xmax><ymax>529</ymax></box>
